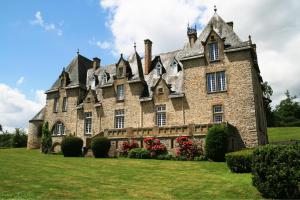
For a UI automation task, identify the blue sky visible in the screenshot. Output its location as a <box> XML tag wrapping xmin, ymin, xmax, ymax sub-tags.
<box><xmin>0</xmin><ymin>0</ymin><xmax>299</xmax><ymax>131</ymax></box>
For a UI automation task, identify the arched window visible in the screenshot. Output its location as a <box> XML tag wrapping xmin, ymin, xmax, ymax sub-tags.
<box><xmin>52</xmin><ymin>122</ymin><xmax>65</xmax><ymax>136</ymax></box>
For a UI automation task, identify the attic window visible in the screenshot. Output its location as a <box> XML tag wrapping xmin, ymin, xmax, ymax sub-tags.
<box><xmin>103</xmin><ymin>74</ymin><xmax>108</xmax><ymax>84</ymax></box>
<box><xmin>210</xmin><ymin>36</ymin><xmax>215</xmax><ymax>40</ymax></box>
<box><xmin>156</xmin><ymin>63</ymin><xmax>163</xmax><ymax>75</ymax></box>
<box><xmin>158</xmin><ymin>88</ymin><xmax>164</xmax><ymax>94</ymax></box>
<box><xmin>86</xmin><ymin>97</ymin><xmax>91</xmax><ymax>103</ymax></box>
<box><xmin>209</xmin><ymin>42</ymin><xmax>219</xmax><ymax>61</ymax></box>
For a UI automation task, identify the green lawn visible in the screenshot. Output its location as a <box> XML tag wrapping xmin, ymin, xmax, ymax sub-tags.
<box><xmin>268</xmin><ymin>127</ymin><xmax>300</xmax><ymax>143</ymax></box>
<box><xmin>0</xmin><ymin>148</ymin><xmax>261</xmax><ymax>199</ymax></box>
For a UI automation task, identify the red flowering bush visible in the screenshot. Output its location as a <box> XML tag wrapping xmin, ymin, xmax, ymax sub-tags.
<box><xmin>176</xmin><ymin>136</ymin><xmax>201</xmax><ymax>160</ymax></box>
<box><xmin>143</xmin><ymin>137</ymin><xmax>167</xmax><ymax>158</ymax></box>
<box><xmin>120</xmin><ymin>139</ymin><xmax>139</xmax><ymax>156</ymax></box>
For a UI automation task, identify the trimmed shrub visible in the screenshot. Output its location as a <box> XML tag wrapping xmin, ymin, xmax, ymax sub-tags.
<box><xmin>41</xmin><ymin>122</ymin><xmax>52</xmax><ymax>154</ymax></box>
<box><xmin>205</xmin><ymin>124</ymin><xmax>228</xmax><ymax>162</ymax></box>
<box><xmin>225</xmin><ymin>148</ymin><xmax>254</xmax><ymax>173</ymax></box>
<box><xmin>61</xmin><ymin>136</ymin><xmax>83</xmax><ymax>157</ymax></box>
<box><xmin>175</xmin><ymin>136</ymin><xmax>202</xmax><ymax>160</ymax></box>
<box><xmin>91</xmin><ymin>137</ymin><xmax>111</xmax><ymax>158</ymax></box>
<box><xmin>128</xmin><ymin>148</ymin><xmax>150</xmax><ymax>159</ymax></box>
<box><xmin>252</xmin><ymin>144</ymin><xmax>300</xmax><ymax>199</ymax></box>
<box><xmin>120</xmin><ymin>139</ymin><xmax>139</xmax><ymax>157</ymax></box>
<box><xmin>143</xmin><ymin>137</ymin><xmax>167</xmax><ymax>158</ymax></box>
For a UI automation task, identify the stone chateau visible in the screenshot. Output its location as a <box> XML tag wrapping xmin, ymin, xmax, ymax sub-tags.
<box><xmin>27</xmin><ymin>10</ymin><xmax>268</xmax><ymax>152</ymax></box>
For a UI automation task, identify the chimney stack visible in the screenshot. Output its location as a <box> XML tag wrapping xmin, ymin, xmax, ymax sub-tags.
<box><xmin>187</xmin><ymin>25</ymin><xmax>197</xmax><ymax>48</ymax></box>
<box><xmin>93</xmin><ymin>57</ymin><xmax>101</xmax><ymax>71</ymax></box>
<box><xmin>226</xmin><ymin>22</ymin><xmax>233</xmax><ymax>31</ymax></box>
<box><xmin>144</xmin><ymin>39</ymin><xmax>152</xmax><ymax>75</ymax></box>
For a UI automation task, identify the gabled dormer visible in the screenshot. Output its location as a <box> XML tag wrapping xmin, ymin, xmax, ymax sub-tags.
<box><xmin>202</xmin><ymin>27</ymin><xmax>225</xmax><ymax>63</ymax></box>
<box><xmin>83</xmin><ymin>86</ymin><xmax>98</xmax><ymax>104</ymax></box>
<box><xmin>102</xmin><ymin>71</ymin><xmax>110</xmax><ymax>85</ymax></box>
<box><xmin>169</xmin><ymin>58</ymin><xmax>182</xmax><ymax>75</ymax></box>
<box><xmin>115</xmin><ymin>54</ymin><xmax>132</xmax><ymax>79</ymax></box>
<box><xmin>59</xmin><ymin>68</ymin><xmax>70</xmax><ymax>88</ymax></box>
<box><xmin>151</xmin><ymin>56</ymin><xmax>166</xmax><ymax>76</ymax></box>
<box><xmin>151</xmin><ymin>77</ymin><xmax>172</xmax><ymax>99</ymax></box>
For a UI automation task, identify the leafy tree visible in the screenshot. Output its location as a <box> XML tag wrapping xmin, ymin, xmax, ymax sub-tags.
<box><xmin>0</xmin><ymin>124</ymin><xmax>3</xmax><ymax>133</ymax></box>
<box><xmin>262</xmin><ymin>82</ymin><xmax>275</xmax><ymax>127</ymax></box>
<box><xmin>41</xmin><ymin>122</ymin><xmax>52</xmax><ymax>153</ymax></box>
<box><xmin>274</xmin><ymin>90</ymin><xmax>300</xmax><ymax>126</ymax></box>
<box><xmin>11</xmin><ymin>128</ymin><xmax>27</xmax><ymax>148</ymax></box>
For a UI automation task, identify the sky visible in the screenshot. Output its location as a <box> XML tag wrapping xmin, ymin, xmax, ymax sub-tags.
<box><xmin>0</xmin><ymin>0</ymin><xmax>299</xmax><ymax>132</ymax></box>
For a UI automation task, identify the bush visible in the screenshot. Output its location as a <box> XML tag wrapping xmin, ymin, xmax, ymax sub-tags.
<box><xmin>205</xmin><ymin>124</ymin><xmax>228</xmax><ymax>162</ymax></box>
<box><xmin>11</xmin><ymin>129</ymin><xmax>27</xmax><ymax>148</ymax></box>
<box><xmin>61</xmin><ymin>136</ymin><xmax>83</xmax><ymax>157</ymax></box>
<box><xmin>143</xmin><ymin>137</ymin><xmax>167</xmax><ymax>158</ymax></box>
<box><xmin>128</xmin><ymin>148</ymin><xmax>150</xmax><ymax>159</ymax></box>
<box><xmin>41</xmin><ymin>122</ymin><xmax>52</xmax><ymax>154</ymax></box>
<box><xmin>120</xmin><ymin>139</ymin><xmax>139</xmax><ymax>157</ymax></box>
<box><xmin>193</xmin><ymin>155</ymin><xmax>207</xmax><ymax>161</ymax></box>
<box><xmin>175</xmin><ymin>136</ymin><xmax>202</xmax><ymax>160</ymax></box>
<box><xmin>91</xmin><ymin>137</ymin><xmax>111</xmax><ymax>158</ymax></box>
<box><xmin>157</xmin><ymin>153</ymin><xmax>173</xmax><ymax>160</ymax></box>
<box><xmin>225</xmin><ymin>148</ymin><xmax>253</xmax><ymax>173</ymax></box>
<box><xmin>252</xmin><ymin>144</ymin><xmax>300</xmax><ymax>199</ymax></box>
<box><xmin>0</xmin><ymin>133</ymin><xmax>13</xmax><ymax>148</ymax></box>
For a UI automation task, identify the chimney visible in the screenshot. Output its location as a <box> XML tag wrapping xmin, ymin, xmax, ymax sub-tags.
<box><xmin>144</xmin><ymin>39</ymin><xmax>152</xmax><ymax>75</ymax></box>
<box><xmin>187</xmin><ymin>25</ymin><xmax>197</xmax><ymax>48</ymax></box>
<box><xmin>93</xmin><ymin>57</ymin><xmax>101</xmax><ymax>70</ymax></box>
<box><xmin>226</xmin><ymin>21</ymin><xmax>233</xmax><ymax>31</ymax></box>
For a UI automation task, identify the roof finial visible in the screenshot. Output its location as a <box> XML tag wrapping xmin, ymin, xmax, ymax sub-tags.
<box><xmin>134</xmin><ymin>42</ymin><xmax>136</xmax><ymax>52</ymax></box>
<box><xmin>214</xmin><ymin>5</ymin><xmax>217</xmax><ymax>13</ymax></box>
<box><xmin>248</xmin><ymin>35</ymin><xmax>252</xmax><ymax>45</ymax></box>
<box><xmin>77</xmin><ymin>48</ymin><xmax>80</xmax><ymax>55</ymax></box>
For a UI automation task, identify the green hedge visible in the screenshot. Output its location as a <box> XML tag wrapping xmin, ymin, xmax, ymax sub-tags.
<box><xmin>91</xmin><ymin>137</ymin><xmax>111</xmax><ymax>158</ymax></box>
<box><xmin>225</xmin><ymin>148</ymin><xmax>253</xmax><ymax>173</ymax></box>
<box><xmin>252</xmin><ymin>144</ymin><xmax>300</xmax><ymax>199</ymax></box>
<box><xmin>205</xmin><ymin>124</ymin><xmax>228</xmax><ymax>162</ymax></box>
<box><xmin>128</xmin><ymin>148</ymin><xmax>150</xmax><ymax>159</ymax></box>
<box><xmin>61</xmin><ymin>136</ymin><xmax>83</xmax><ymax>157</ymax></box>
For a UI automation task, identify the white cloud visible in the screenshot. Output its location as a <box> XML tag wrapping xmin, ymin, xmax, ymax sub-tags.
<box><xmin>100</xmin><ymin>0</ymin><xmax>300</xmax><ymax>106</ymax></box>
<box><xmin>0</xmin><ymin>84</ymin><xmax>45</xmax><ymax>132</ymax></box>
<box><xmin>30</xmin><ymin>11</ymin><xmax>63</xmax><ymax>36</ymax></box>
<box><xmin>16</xmin><ymin>76</ymin><xmax>24</xmax><ymax>85</ymax></box>
<box><xmin>89</xmin><ymin>37</ymin><xmax>112</xmax><ymax>49</ymax></box>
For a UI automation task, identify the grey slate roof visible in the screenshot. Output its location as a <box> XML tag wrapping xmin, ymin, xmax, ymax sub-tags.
<box><xmin>29</xmin><ymin>107</ymin><xmax>45</xmax><ymax>122</ymax></box>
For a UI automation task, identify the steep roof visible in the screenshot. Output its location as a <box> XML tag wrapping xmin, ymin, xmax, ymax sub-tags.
<box><xmin>47</xmin><ymin>54</ymin><xmax>92</xmax><ymax>92</ymax></box>
<box><xmin>29</xmin><ymin>107</ymin><xmax>45</xmax><ymax>122</ymax></box>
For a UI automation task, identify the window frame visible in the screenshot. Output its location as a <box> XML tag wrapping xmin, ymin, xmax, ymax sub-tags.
<box><xmin>84</xmin><ymin>112</ymin><xmax>92</xmax><ymax>135</ymax></box>
<box><xmin>156</xmin><ymin>63</ymin><xmax>163</xmax><ymax>75</ymax></box>
<box><xmin>53</xmin><ymin>98</ymin><xmax>59</xmax><ymax>113</ymax></box>
<box><xmin>62</xmin><ymin>97</ymin><xmax>67</xmax><ymax>112</ymax></box>
<box><xmin>116</xmin><ymin>84</ymin><xmax>125</xmax><ymax>101</ymax></box>
<box><xmin>52</xmin><ymin>122</ymin><xmax>65</xmax><ymax>136</ymax></box>
<box><xmin>209</xmin><ymin>42</ymin><xmax>219</xmax><ymax>61</ymax></box>
<box><xmin>156</xmin><ymin>105</ymin><xmax>166</xmax><ymax>127</ymax></box>
<box><xmin>213</xmin><ymin>105</ymin><xmax>223</xmax><ymax>123</ymax></box>
<box><xmin>115</xmin><ymin>109</ymin><xmax>125</xmax><ymax>129</ymax></box>
<box><xmin>207</xmin><ymin>71</ymin><xmax>227</xmax><ymax>93</ymax></box>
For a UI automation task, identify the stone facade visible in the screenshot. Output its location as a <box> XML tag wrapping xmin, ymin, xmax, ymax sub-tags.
<box><xmin>27</xmin><ymin>11</ymin><xmax>268</xmax><ymax>152</ymax></box>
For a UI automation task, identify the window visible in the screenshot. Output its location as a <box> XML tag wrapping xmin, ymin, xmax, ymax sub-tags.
<box><xmin>156</xmin><ymin>105</ymin><xmax>166</xmax><ymax>127</ymax></box>
<box><xmin>118</xmin><ymin>67</ymin><xmax>124</xmax><ymax>77</ymax></box>
<box><xmin>213</xmin><ymin>105</ymin><xmax>223</xmax><ymax>123</ymax></box>
<box><xmin>207</xmin><ymin>71</ymin><xmax>226</xmax><ymax>93</ymax></box>
<box><xmin>158</xmin><ymin>87</ymin><xmax>164</xmax><ymax>95</ymax></box>
<box><xmin>156</xmin><ymin>63</ymin><xmax>163</xmax><ymax>75</ymax></box>
<box><xmin>209</xmin><ymin>42</ymin><xmax>219</xmax><ymax>61</ymax></box>
<box><xmin>52</xmin><ymin>122</ymin><xmax>65</xmax><ymax>135</ymax></box>
<box><xmin>84</xmin><ymin>112</ymin><xmax>92</xmax><ymax>134</ymax></box>
<box><xmin>115</xmin><ymin>109</ymin><xmax>124</xmax><ymax>129</ymax></box>
<box><xmin>62</xmin><ymin>97</ymin><xmax>67</xmax><ymax>112</ymax></box>
<box><xmin>103</xmin><ymin>73</ymin><xmax>107</xmax><ymax>84</ymax></box>
<box><xmin>117</xmin><ymin>84</ymin><xmax>124</xmax><ymax>100</ymax></box>
<box><xmin>53</xmin><ymin>98</ymin><xmax>58</xmax><ymax>113</ymax></box>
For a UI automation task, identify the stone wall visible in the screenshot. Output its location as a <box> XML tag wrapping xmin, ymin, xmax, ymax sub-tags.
<box><xmin>27</xmin><ymin>121</ymin><xmax>43</xmax><ymax>149</ymax></box>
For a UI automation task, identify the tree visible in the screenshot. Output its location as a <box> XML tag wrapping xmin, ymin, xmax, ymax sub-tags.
<box><xmin>11</xmin><ymin>128</ymin><xmax>27</xmax><ymax>147</ymax></box>
<box><xmin>41</xmin><ymin>122</ymin><xmax>52</xmax><ymax>153</ymax></box>
<box><xmin>274</xmin><ymin>90</ymin><xmax>300</xmax><ymax>126</ymax></box>
<box><xmin>0</xmin><ymin>124</ymin><xmax>3</xmax><ymax>133</ymax></box>
<box><xmin>262</xmin><ymin>82</ymin><xmax>275</xmax><ymax>127</ymax></box>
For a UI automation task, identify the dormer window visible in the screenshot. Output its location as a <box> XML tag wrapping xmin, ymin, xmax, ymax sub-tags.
<box><xmin>156</xmin><ymin>63</ymin><xmax>163</xmax><ymax>75</ymax></box>
<box><xmin>209</xmin><ymin>42</ymin><xmax>219</xmax><ymax>61</ymax></box>
<box><xmin>117</xmin><ymin>84</ymin><xmax>124</xmax><ymax>101</ymax></box>
<box><xmin>103</xmin><ymin>73</ymin><xmax>108</xmax><ymax>84</ymax></box>
<box><xmin>118</xmin><ymin>67</ymin><xmax>124</xmax><ymax>77</ymax></box>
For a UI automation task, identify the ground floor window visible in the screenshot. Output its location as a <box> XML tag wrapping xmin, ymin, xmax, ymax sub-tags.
<box><xmin>52</xmin><ymin>122</ymin><xmax>65</xmax><ymax>135</ymax></box>
<box><xmin>115</xmin><ymin>109</ymin><xmax>124</xmax><ymax>128</ymax></box>
<box><xmin>84</xmin><ymin>112</ymin><xmax>92</xmax><ymax>134</ymax></box>
<box><xmin>213</xmin><ymin>105</ymin><xmax>223</xmax><ymax>123</ymax></box>
<box><xmin>156</xmin><ymin>105</ymin><xmax>166</xmax><ymax>127</ymax></box>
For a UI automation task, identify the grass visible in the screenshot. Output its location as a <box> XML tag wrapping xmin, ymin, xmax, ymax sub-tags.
<box><xmin>0</xmin><ymin>148</ymin><xmax>261</xmax><ymax>199</ymax></box>
<box><xmin>268</xmin><ymin>127</ymin><xmax>300</xmax><ymax>143</ymax></box>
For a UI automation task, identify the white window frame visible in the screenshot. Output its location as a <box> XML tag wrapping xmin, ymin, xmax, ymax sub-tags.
<box><xmin>156</xmin><ymin>105</ymin><xmax>166</xmax><ymax>127</ymax></box>
<box><xmin>103</xmin><ymin>73</ymin><xmax>107</xmax><ymax>84</ymax></box>
<box><xmin>53</xmin><ymin>98</ymin><xmax>58</xmax><ymax>113</ymax></box>
<box><xmin>117</xmin><ymin>84</ymin><xmax>125</xmax><ymax>101</ymax></box>
<box><xmin>62</xmin><ymin>97</ymin><xmax>67</xmax><ymax>112</ymax></box>
<box><xmin>213</xmin><ymin>105</ymin><xmax>223</xmax><ymax>123</ymax></box>
<box><xmin>207</xmin><ymin>71</ymin><xmax>226</xmax><ymax>93</ymax></box>
<box><xmin>52</xmin><ymin>122</ymin><xmax>65</xmax><ymax>136</ymax></box>
<box><xmin>84</xmin><ymin>112</ymin><xmax>92</xmax><ymax>134</ymax></box>
<box><xmin>115</xmin><ymin>110</ymin><xmax>124</xmax><ymax>129</ymax></box>
<box><xmin>209</xmin><ymin>42</ymin><xmax>219</xmax><ymax>61</ymax></box>
<box><xmin>156</xmin><ymin>63</ymin><xmax>163</xmax><ymax>75</ymax></box>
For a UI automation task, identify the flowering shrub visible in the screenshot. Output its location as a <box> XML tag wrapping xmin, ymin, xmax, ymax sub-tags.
<box><xmin>143</xmin><ymin>137</ymin><xmax>167</xmax><ymax>158</ymax></box>
<box><xmin>120</xmin><ymin>139</ymin><xmax>139</xmax><ymax>156</ymax></box>
<box><xmin>175</xmin><ymin>136</ymin><xmax>201</xmax><ymax>160</ymax></box>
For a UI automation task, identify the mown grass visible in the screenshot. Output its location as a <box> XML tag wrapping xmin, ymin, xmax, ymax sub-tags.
<box><xmin>268</xmin><ymin>127</ymin><xmax>300</xmax><ymax>143</ymax></box>
<box><xmin>0</xmin><ymin>148</ymin><xmax>261</xmax><ymax>199</ymax></box>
